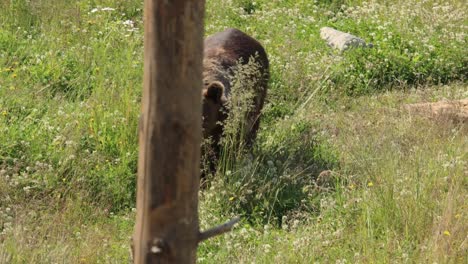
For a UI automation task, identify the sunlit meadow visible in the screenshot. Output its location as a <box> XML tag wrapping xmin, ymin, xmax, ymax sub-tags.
<box><xmin>0</xmin><ymin>0</ymin><xmax>467</xmax><ymax>263</ymax></box>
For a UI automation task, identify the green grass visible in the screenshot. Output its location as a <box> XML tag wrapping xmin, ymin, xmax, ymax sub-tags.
<box><xmin>1</xmin><ymin>0</ymin><xmax>467</xmax><ymax>263</ymax></box>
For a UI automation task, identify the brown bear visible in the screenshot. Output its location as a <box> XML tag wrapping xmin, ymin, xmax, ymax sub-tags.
<box><xmin>201</xmin><ymin>28</ymin><xmax>269</xmax><ymax>178</ymax></box>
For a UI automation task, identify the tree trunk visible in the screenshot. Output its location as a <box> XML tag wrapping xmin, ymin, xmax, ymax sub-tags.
<box><xmin>133</xmin><ymin>1</ymin><xmax>205</xmax><ymax>263</ymax></box>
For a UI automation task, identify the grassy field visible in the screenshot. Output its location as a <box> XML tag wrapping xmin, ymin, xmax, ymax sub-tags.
<box><xmin>0</xmin><ymin>0</ymin><xmax>467</xmax><ymax>263</ymax></box>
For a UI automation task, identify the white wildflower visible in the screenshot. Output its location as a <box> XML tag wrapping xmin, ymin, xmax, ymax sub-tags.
<box><xmin>123</xmin><ymin>20</ymin><xmax>134</xmax><ymax>27</ymax></box>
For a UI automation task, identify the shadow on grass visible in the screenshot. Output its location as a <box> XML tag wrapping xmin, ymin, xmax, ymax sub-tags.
<box><xmin>207</xmin><ymin>118</ymin><xmax>339</xmax><ymax>226</ymax></box>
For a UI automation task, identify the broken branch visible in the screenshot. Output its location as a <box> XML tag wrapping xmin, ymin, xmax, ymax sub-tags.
<box><xmin>198</xmin><ymin>217</ymin><xmax>241</xmax><ymax>243</ymax></box>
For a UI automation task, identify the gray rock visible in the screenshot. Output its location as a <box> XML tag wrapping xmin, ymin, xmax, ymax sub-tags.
<box><xmin>320</xmin><ymin>27</ymin><xmax>372</xmax><ymax>51</ymax></box>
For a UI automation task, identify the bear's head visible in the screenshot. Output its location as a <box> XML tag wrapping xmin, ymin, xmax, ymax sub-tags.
<box><xmin>202</xmin><ymin>81</ymin><xmax>227</xmax><ymax>139</ymax></box>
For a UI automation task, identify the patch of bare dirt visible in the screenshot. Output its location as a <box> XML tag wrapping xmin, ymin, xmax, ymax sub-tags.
<box><xmin>404</xmin><ymin>99</ymin><xmax>468</xmax><ymax>124</ymax></box>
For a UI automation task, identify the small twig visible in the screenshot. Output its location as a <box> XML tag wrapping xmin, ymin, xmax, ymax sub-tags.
<box><xmin>129</xmin><ymin>237</ymin><xmax>134</xmax><ymax>264</ymax></box>
<box><xmin>34</xmin><ymin>84</ymin><xmax>50</xmax><ymax>95</ymax></box>
<box><xmin>198</xmin><ymin>217</ymin><xmax>240</xmax><ymax>243</ymax></box>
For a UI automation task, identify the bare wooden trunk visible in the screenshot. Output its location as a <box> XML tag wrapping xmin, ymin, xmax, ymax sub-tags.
<box><xmin>133</xmin><ymin>0</ymin><xmax>205</xmax><ymax>263</ymax></box>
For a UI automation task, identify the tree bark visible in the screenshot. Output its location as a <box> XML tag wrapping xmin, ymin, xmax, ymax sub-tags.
<box><xmin>133</xmin><ymin>1</ymin><xmax>205</xmax><ymax>263</ymax></box>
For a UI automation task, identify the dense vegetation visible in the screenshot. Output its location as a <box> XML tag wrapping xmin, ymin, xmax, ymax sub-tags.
<box><xmin>0</xmin><ymin>0</ymin><xmax>466</xmax><ymax>262</ymax></box>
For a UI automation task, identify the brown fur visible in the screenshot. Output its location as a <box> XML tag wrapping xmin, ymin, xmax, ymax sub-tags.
<box><xmin>201</xmin><ymin>28</ymin><xmax>269</xmax><ymax>178</ymax></box>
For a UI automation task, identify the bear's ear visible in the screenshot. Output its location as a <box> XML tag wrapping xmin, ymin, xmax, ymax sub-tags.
<box><xmin>203</xmin><ymin>81</ymin><xmax>225</xmax><ymax>104</ymax></box>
